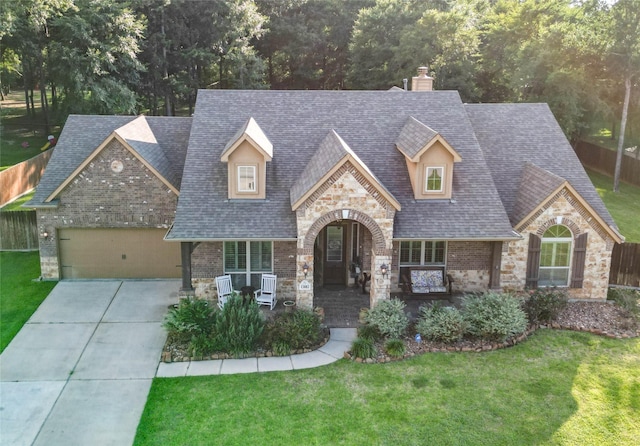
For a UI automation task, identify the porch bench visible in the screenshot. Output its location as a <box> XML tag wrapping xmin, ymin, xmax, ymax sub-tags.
<box><xmin>401</xmin><ymin>266</ymin><xmax>453</xmax><ymax>301</ymax></box>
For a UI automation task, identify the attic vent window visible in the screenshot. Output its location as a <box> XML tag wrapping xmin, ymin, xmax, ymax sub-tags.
<box><xmin>425</xmin><ymin>166</ymin><xmax>443</xmax><ymax>192</ymax></box>
<box><xmin>238</xmin><ymin>165</ymin><xmax>256</xmax><ymax>192</ymax></box>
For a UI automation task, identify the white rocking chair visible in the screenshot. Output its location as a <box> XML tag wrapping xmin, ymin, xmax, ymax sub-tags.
<box><xmin>254</xmin><ymin>274</ymin><xmax>277</xmax><ymax>310</ymax></box>
<box><xmin>215</xmin><ymin>275</ymin><xmax>237</xmax><ymax>310</ymax></box>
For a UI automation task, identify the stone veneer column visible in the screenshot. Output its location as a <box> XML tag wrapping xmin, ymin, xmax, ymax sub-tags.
<box><xmin>294</xmin><ymin>167</ymin><xmax>397</xmax><ymax>309</ymax></box>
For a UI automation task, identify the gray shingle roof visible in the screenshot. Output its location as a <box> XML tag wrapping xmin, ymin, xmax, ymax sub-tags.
<box><xmin>28</xmin><ymin>115</ymin><xmax>191</xmax><ymax>205</ymax></box>
<box><xmin>167</xmin><ymin>90</ymin><xmax>517</xmax><ymax>241</ymax></box>
<box><xmin>395</xmin><ymin>116</ymin><xmax>439</xmax><ymax>160</ymax></box>
<box><xmin>512</xmin><ymin>162</ymin><xmax>566</xmax><ymax>226</ymax></box>
<box><xmin>465</xmin><ymin>103</ymin><xmax>618</xmax><ymax>231</ymax></box>
<box><xmin>114</xmin><ymin>116</ymin><xmax>178</xmax><ymax>188</ymax></box>
<box><xmin>221</xmin><ymin>117</ymin><xmax>273</xmax><ymax>160</ymax></box>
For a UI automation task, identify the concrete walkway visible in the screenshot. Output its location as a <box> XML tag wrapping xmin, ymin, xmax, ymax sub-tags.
<box><xmin>157</xmin><ymin>328</ymin><xmax>356</xmax><ymax>377</ymax></box>
<box><xmin>0</xmin><ymin>280</ymin><xmax>356</xmax><ymax>446</ymax></box>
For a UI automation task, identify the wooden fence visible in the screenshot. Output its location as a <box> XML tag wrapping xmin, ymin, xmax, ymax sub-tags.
<box><xmin>609</xmin><ymin>243</ymin><xmax>640</xmax><ymax>288</ymax></box>
<box><xmin>573</xmin><ymin>140</ymin><xmax>640</xmax><ymax>187</ymax></box>
<box><xmin>0</xmin><ymin>149</ymin><xmax>53</xmax><ymax>207</ymax></box>
<box><xmin>0</xmin><ymin>211</ymin><xmax>39</xmax><ymax>251</ymax></box>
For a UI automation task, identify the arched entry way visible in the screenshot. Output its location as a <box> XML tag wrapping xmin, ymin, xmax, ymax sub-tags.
<box><xmin>295</xmin><ymin>209</ymin><xmax>393</xmax><ymax>325</ymax></box>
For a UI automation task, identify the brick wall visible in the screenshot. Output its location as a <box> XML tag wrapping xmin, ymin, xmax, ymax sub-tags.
<box><xmin>38</xmin><ymin>139</ymin><xmax>178</xmax><ymax>278</ymax></box>
<box><xmin>191</xmin><ymin>240</ymin><xmax>297</xmax><ymax>301</ymax></box>
<box><xmin>501</xmin><ymin>190</ymin><xmax>615</xmax><ymax>300</ymax></box>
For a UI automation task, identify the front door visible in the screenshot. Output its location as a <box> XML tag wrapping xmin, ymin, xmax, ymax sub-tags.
<box><xmin>324</xmin><ymin>224</ymin><xmax>346</xmax><ymax>285</ymax></box>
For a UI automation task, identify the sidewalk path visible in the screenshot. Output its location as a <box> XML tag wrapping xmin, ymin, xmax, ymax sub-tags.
<box><xmin>156</xmin><ymin>328</ymin><xmax>357</xmax><ymax>377</ymax></box>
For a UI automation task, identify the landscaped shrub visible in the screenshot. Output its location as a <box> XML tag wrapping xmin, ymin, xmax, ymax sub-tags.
<box><xmin>358</xmin><ymin>324</ymin><xmax>382</xmax><ymax>342</ymax></box>
<box><xmin>163</xmin><ymin>297</ymin><xmax>215</xmax><ymax>338</ymax></box>
<box><xmin>523</xmin><ymin>288</ymin><xmax>568</xmax><ymax>324</ymax></box>
<box><xmin>350</xmin><ymin>337</ymin><xmax>377</xmax><ymax>359</ymax></box>
<box><xmin>263</xmin><ymin>309</ymin><xmax>322</xmax><ymax>353</ymax></box>
<box><xmin>608</xmin><ymin>288</ymin><xmax>640</xmax><ymax>321</ymax></box>
<box><xmin>384</xmin><ymin>338</ymin><xmax>406</xmax><ymax>358</ymax></box>
<box><xmin>416</xmin><ymin>303</ymin><xmax>467</xmax><ymax>343</ymax></box>
<box><xmin>364</xmin><ymin>298</ymin><xmax>409</xmax><ymax>339</ymax></box>
<box><xmin>213</xmin><ymin>295</ymin><xmax>265</xmax><ymax>357</ymax></box>
<box><xmin>462</xmin><ymin>292</ymin><xmax>528</xmax><ymax>342</ymax></box>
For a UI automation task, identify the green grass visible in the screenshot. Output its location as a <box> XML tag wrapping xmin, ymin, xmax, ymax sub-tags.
<box><xmin>135</xmin><ymin>330</ymin><xmax>639</xmax><ymax>445</ymax></box>
<box><xmin>0</xmin><ymin>251</ymin><xmax>57</xmax><ymax>352</ymax></box>
<box><xmin>1</xmin><ymin>91</ymin><xmax>61</xmax><ymax>169</ymax></box>
<box><xmin>0</xmin><ymin>190</ymin><xmax>35</xmax><ymax>211</ymax></box>
<box><xmin>587</xmin><ymin>169</ymin><xmax>640</xmax><ymax>243</ymax></box>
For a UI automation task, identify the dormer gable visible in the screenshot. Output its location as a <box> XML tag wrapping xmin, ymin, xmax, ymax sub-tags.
<box><xmin>396</xmin><ymin>116</ymin><xmax>461</xmax><ymax>200</ymax></box>
<box><xmin>290</xmin><ymin>130</ymin><xmax>400</xmax><ymax>211</ymax></box>
<box><xmin>221</xmin><ymin>117</ymin><xmax>272</xmax><ymax>199</ymax></box>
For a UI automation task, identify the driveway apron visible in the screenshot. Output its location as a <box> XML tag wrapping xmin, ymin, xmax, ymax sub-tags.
<box><xmin>0</xmin><ymin>280</ymin><xmax>178</xmax><ymax>446</ymax></box>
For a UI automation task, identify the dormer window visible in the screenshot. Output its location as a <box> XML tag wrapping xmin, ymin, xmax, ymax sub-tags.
<box><xmin>221</xmin><ymin>117</ymin><xmax>273</xmax><ymax>200</ymax></box>
<box><xmin>425</xmin><ymin>166</ymin><xmax>443</xmax><ymax>193</ymax></box>
<box><xmin>237</xmin><ymin>165</ymin><xmax>257</xmax><ymax>193</ymax></box>
<box><xmin>395</xmin><ymin>117</ymin><xmax>461</xmax><ymax>200</ymax></box>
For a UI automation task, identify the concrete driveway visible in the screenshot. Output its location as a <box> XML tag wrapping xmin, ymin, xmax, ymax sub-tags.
<box><xmin>0</xmin><ymin>280</ymin><xmax>179</xmax><ymax>446</ymax></box>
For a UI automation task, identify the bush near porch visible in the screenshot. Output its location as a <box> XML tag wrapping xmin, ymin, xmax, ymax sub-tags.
<box><xmin>162</xmin><ymin>294</ymin><xmax>326</xmax><ymax>360</ymax></box>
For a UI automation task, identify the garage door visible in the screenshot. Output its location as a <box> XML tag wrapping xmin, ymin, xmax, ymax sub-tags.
<box><xmin>59</xmin><ymin>228</ymin><xmax>181</xmax><ymax>279</ymax></box>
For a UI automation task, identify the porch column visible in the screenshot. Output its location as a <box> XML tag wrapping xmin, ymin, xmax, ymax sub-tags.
<box><xmin>180</xmin><ymin>242</ymin><xmax>194</xmax><ymax>294</ymax></box>
<box><xmin>296</xmin><ymin>251</ymin><xmax>314</xmax><ymax>310</ymax></box>
<box><xmin>489</xmin><ymin>241</ymin><xmax>502</xmax><ymax>290</ymax></box>
<box><xmin>370</xmin><ymin>251</ymin><xmax>392</xmax><ymax>307</ymax></box>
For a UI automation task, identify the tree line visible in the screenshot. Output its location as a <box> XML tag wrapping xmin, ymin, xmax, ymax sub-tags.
<box><xmin>1</xmin><ymin>0</ymin><xmax>638</xmax><ymax>153</ymax></box>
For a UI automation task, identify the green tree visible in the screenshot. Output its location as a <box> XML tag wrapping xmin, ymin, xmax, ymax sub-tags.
<box><xmin>136</xmin><ymin>0</ymin><xmax>265</xmax><ymax>116</ymax></box>
<box><xmin>605</xmin><ymin>0</ymin><xmax>640</xmax><ymax>192</ymax></box>
<box><xmin>256</xmin><ymin>0</ymin><xmax>370</xmax><ymax>90</ymax></box>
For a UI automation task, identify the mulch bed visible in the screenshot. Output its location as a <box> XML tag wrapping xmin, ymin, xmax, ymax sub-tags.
<box><xmin>162</xmin><ymin>301</ymin><xmax>638</xmax><ymax>364</ymax></box>
<box><xmin>346</xmin><ymin>301</ymin><xmax>640</xmax><ymax>364</ymax></box>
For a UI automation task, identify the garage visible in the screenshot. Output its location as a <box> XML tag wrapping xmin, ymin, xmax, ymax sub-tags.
<box><xmin>58</xmin><ymin>228</ymin><xmax>181</xmax><ymax>279</ymax></box>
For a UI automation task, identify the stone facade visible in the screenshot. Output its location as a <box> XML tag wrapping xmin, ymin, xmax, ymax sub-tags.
<box><xmin>501</xmin><ymin>189</ymin><xmax>615</xmax><ymax>300</ymax></box>
<box><xmin>294</xmin><ymin>163</ymin><xmax>396</xmax><ymax>309</ymax></box>
<box><xmin>37</xmin><ymin>140</ymin><xmax>178</xmax><ymax>279</ymax></box>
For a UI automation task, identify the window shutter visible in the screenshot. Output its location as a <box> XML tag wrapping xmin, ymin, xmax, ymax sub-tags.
<box><xmin>570</xmin><ymin>232</ymin><xmax>588</xmax><ymax>288</ymax></box>
<box><xmin>526</xmin><ymin>233</ymin><xmax>541</xmax><ymax>288</ymax></box>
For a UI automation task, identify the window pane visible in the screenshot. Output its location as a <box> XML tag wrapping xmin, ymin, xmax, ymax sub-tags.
<box><xmin>540</xmin><ymin>243</ymin><xmax>554</xmax><ymax>267</ymax></box>
<box><xmin>400</xmin><ymin>241</ymin><xmax>421</xmax><ymax>265</ymax></box>
<box><xmin>224</xmin><ymin>241</ymin><xmax>246</xmax><ymax>272</ymax></box>
<box><xmin>229</xmin><ymin>273</ymin><xmax>246</xmax><ymax>289</ymax></box>
<box><xmin>238</xmin><ymin>166</ymin><xmax>256</xmax><ymax>192</ymax></box>
<box><xmin>327</xmin><ymin>226</ymin><xmax>343</xmax><ymax>262</ymax></box>
<box><xmin>425</xmin><ymin>167</ymin><xmax>443</xmax><ymax>192</ymax></box>
<box><xmin>250</xmin><ymin>241</ymin><xmax>272</xmax><ymax>271</ymax></box>
<box><xmin>544</xmin><ymin>225</ymin><xmax>571</xmax><ymax>238</ymax></box>
<box><xmin>539</xmin><ymin>267</ymin><xmax>569</xmax><ymax>286</ymax></box>
<box><xmin>433</xmin><ymin>241</ymin><xmax>445</xmax><ymax>264</ymax></box>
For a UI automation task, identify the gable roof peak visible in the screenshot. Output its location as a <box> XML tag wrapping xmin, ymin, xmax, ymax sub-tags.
<box><xmin>290</xmin><ymin>129</ymin><xmax>400</xmax><ymax>211</ymax></box>
<box><xmin>221</xmin><ymin>116</ymin><xmax>273</xmax><ymax>162</ymax></box>
<box><xmin>396</xmin><ymin>116</ymin><xmax>461</xmax><ymax>162</ymax></box>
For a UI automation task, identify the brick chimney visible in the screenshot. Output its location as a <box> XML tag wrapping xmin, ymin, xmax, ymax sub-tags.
<box><xmin>411</xmin><ymin>66</ymin><xmax>433</xmax><ymax>91</ymax></box>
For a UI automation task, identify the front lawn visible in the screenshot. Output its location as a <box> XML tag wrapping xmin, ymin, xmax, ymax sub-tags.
<box><xmin>587</xmin><ymin>169</ymin><xmax>640</xmax><ymax>243</ymax></box>
<box><xmin>135</xmin><ymin>330</ymin><xmax>639</xmax><ymax>445</ymax></box>
<box><xmin>0</xmin><ymin>251</ymin><xmax>57</xmax><ymax>352</ymax></box>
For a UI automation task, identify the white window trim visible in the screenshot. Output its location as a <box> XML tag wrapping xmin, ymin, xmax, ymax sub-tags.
<box><xmin>237</xmin><ymin>165</ymin><xmax>257</xmax><ymax>193</ymax></box>
<box><xmin>223</xmin><ymin>241</ymin><xmax>273</xmax><ymax>287</ymax></box>
<box><xmin>424</xmin><ymin>166</ymin><xmax>444</xmax><ymax>193</ymax></box>
<box><xmin>539</xmin><ymin>228</ymin><xmax>572</xmax><ymax>287</ymax></box>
